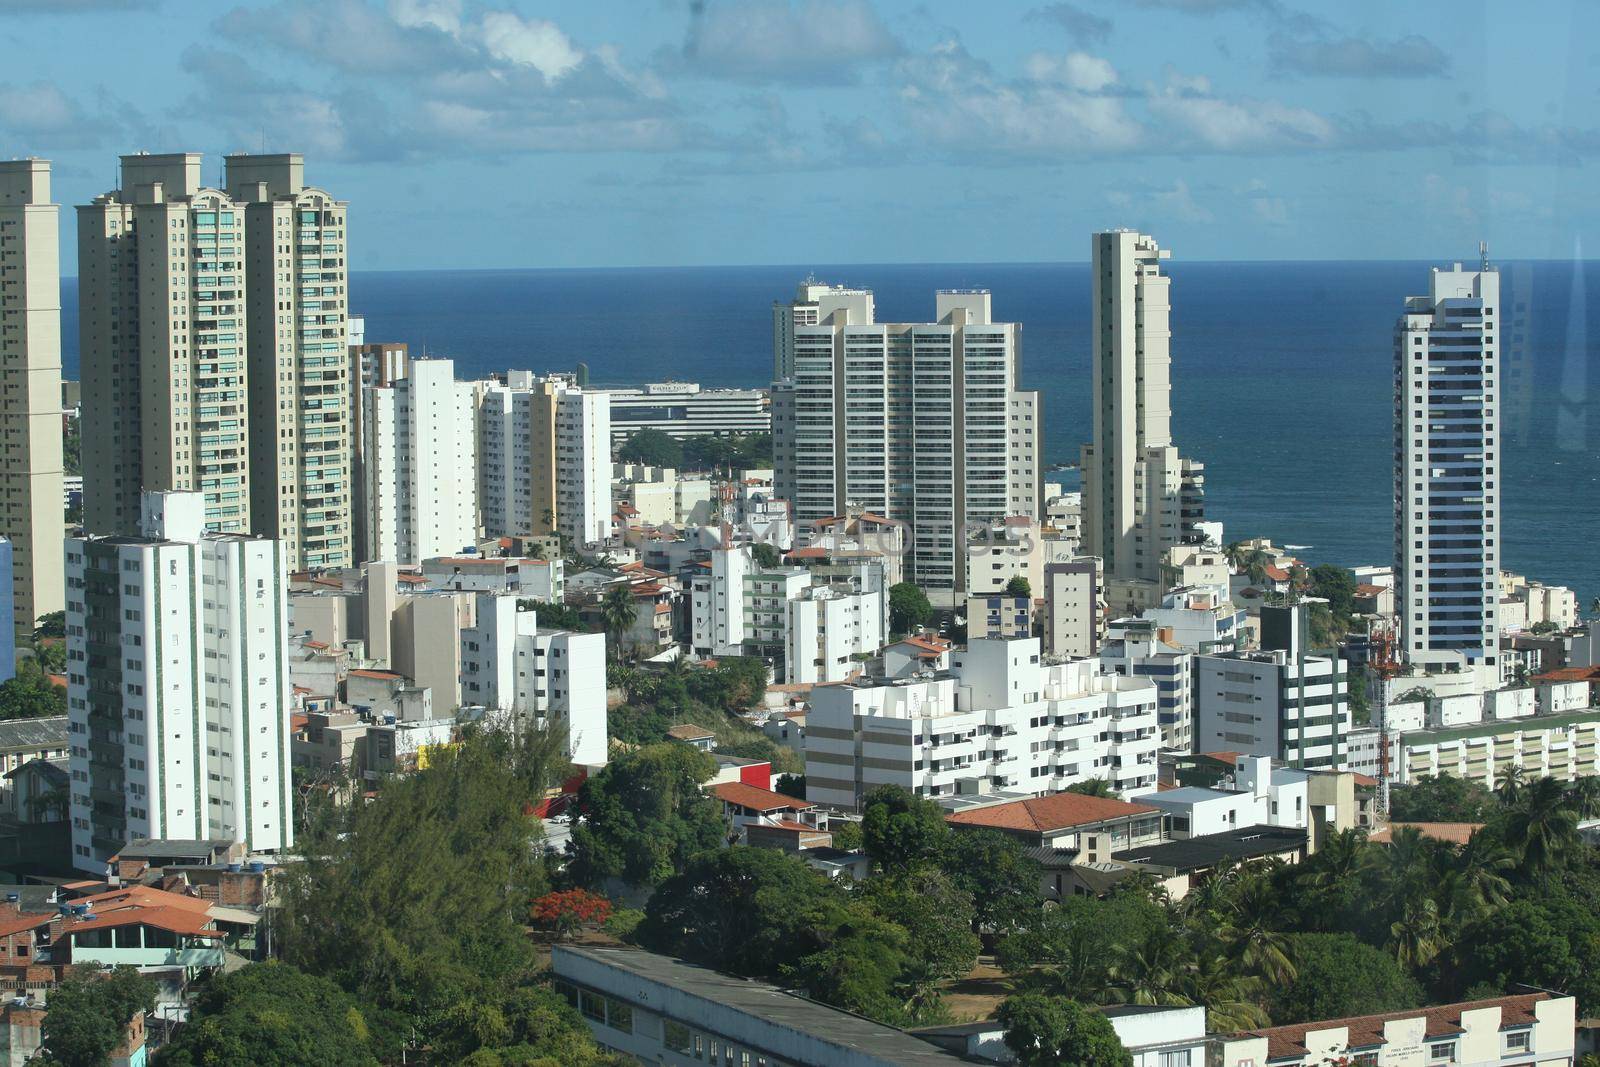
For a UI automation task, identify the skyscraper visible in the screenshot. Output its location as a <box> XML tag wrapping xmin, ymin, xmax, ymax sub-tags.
<box><xmin>348</xmin><ymin>330</ymin><xmax>409</xmax><ymax>564</ymax></box>
<box><xmin>364</xmin><ymin>358</ymin><xmax>478</xmax><ymax>563</ymax></box>
<box><xmin>1080</xmin><ymin>231</ymin><xmax>1205</xmax><ymax>591</ymax></box>
<box><xmin>226</xmin><ymin>154</ymin><xmax>352</xmax><ymax>571</ymax></box>
<box><xmin>773</xmin><ymin>287</ymin><xmax>1040</xmax><ymax>605</ymax></box>
<box><xmin>0</xmin><ymin>159</ymin><xmax>65</xmax><ymax>637</ymax></box>
<box><xmin>79</xmin><ymin>153</ymin><xmax>251</xmax><ymax>537</ymax></box>
<box><xmin>66</xmin><ymin>490</ymin><xmax>292</xmax><ymax>873</ymax></box>
<box><xmin>771</xmin><ymin>279</ymin><xmax>874</xmax><ymax>381</ymax></box>
<box><xmin>1395</xmin><ymin>260</ymin><xmax>1500</xmax><ymax>671</ymax></box>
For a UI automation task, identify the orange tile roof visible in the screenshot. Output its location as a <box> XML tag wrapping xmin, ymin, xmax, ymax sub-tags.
<box><xmin>395</xmin><ymin>573</ymin><xmax>428</xmax><ymax>584</ymax></box>
<box><xmin>70</xmin><ymin>906</ymin><xmax>221</xmax><ymax>939</ymax></box>
<box><xmin>898</xmin><ymin>635</ymin><xmax>951</xmax><ymax>655</ymax></box>
<box><xmin>1351</xmin><ymin>772</ymin><xmax>1378</xmax><ymax>788</ymax></box>
<box><xmin>713</xmin><ymin>782</ymin><xmax>814</xmax><ymax>812</ymax></box>
<box><xmin>946</xmin><ymin>792</ymin><xmax>1159</xmax><ymax>834</ymax></box>
<box><xmin>786</xmin><ymin>546</ymin><xmax>827</xmax><ymax>559</ymax></box>
<box><xmin>1534</xmin><ymin>666</ymin><xmax>1600</xmax><ymax>683</ymax></box>
<box><xmin>79</xmin><ymin>885</ymin><xmax>212</xmax><ymax>915</ymax></box>
<box><xmin>1369</xmin><ymin>822</ymin><xmax>1484</xmax><ymax>846</ymax></box>
<box><xmin>1355</xmin><ymin>583</ymin><xmax>1386</xmax><ymax>596</ymax></box>
<box><xmin>1201</xmin><ymin>751</ymin><xmax>1242</xmax><ymax>766</ymax></box>
<box><xmin>290</xmin><ymin>713</ymin><xmax>310</xmax><ymax>733</ymax></box>
<box><xmin>0</xmin><ymin>913</ymin><xmax>54</xmax><ymax>939</ymax></box>
<box><xmin>1231</xmin><ymin>994</ymin><xmax>1547</xmax><ymax>1061</ymax></box>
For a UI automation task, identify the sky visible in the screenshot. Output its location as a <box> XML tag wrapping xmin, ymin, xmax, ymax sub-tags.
<box><xmin>3</xmin><ymin>0</ymin><xmax>1600</xmax><ymax>270</ymax></box>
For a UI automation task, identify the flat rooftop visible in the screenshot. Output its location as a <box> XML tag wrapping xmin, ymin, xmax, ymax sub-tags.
<box><xmin>1114</xmin><ymin>825</ymin><xmax>1307</xmax><ymax>872</ymax></box>
<box><xmin>555</xmin><ymin>944</ymin><xmax>967</xmax><ymax>1065</ymax></box>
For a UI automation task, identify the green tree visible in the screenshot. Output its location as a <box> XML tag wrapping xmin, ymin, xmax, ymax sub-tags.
<box><xmin>997</xmin><ymin>893</ymin><xmax>1165</xmax><ymax>1002</ymax></box>
<box><xmin>860</xmin><ymin>785</ymin><xmax>949</xmax><ymax>874</ymax></box>
<box><xmin>1110</xmin><ymin>925</ymin><xmax>1195</xmax><ymax>1006</ymax></box>
<box><xmin>888</xmin><ymin>582</ymin><xmax>934</xmax><ymax>636</ymax></box>
<box><xmin>1307</xmin><ymin>564</ymin><xmax>1358</xmax><ymax>621</ymax></box>
<box><xmin>1458</xmin><ymin>896</ymin><xmax>1600</xmax><ymax>1013</ymax></box>
<box><xmin>156</xmin><ymin>962</ymin><xmax>379</xmax><ymax>1067</ymax></box>
<box><xmin>32</xmin><ymin>610</ymin><xmax>65</xmax><ymax>641</ymax></box>
<box><xmin>998</xmin><ymin>994</ymin><xmax>1132</xmax><ymax>1067</ymax></box>
<box><xmin>751</xmin><ymin>543</ymin><xmax>782</xmax><ymax>568</ymax></box>
<box><xmin>0</xmin><ymin>659</ymin><xmax>67</xmax><ymax>720</ymax></box>
<box><xmin>599</xmin><ymin>584</ymin><xmax>637</xmax><ymax>661</ymax></box>
<box><xmin>862</xmin><ymin>869</ymin><xmax>981</xmax><ymax>1013</ymax></box>
<box><xmin>1501</xmin><ymin>776</ymin><xmax>1580</xmax><ymax>876</ymax></box>
<box><xmin>616</xmin><ymin>428</ymin><xmax>683</xmax><ymax>469</ymax></box>
<box><xmin>38</xmin><ymin>966</ymin><xmax>156</xmax><ymax>1067</ymax></box>
<box><xmin>1268</xmin><ymin>933</ymin><xmax>1423</xmax><ymax>1025</ymax></box>
<box><xmin>566</xmin><ymin>743</ymin><xmax>725</xmax><ymax>888</ymax></box>
<box><xmin>946</xmin><ymin>828</ymin><xmax>1044</xmax><ymax>935</ymax></box>
<box><xmin>785</xmin><ymin>913</ymin><xmax>920</xmax><ymax>1026</ymax></box>
<box><xmin>1063</xmin><ymin>778</ymin><xmax>1114</xmax><ymax>797</ymax></box>
<box><xmin>1003</xmin><ymin>576</ymin><xmax>1032</xmax><ymax>597</ymax></box>
<box><xmin>517</xmin><ymin>600</ymin><xmax>592</xmax><ymax>632</ymax></box>
<box><xmin>1387</xmin><ymin>774</ymin><xmax>1496</xmax><ymax>822</ymax></box>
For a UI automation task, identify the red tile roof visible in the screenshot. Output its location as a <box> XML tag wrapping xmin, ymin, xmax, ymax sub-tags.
<box><xmin>0</xmin><ymin>913</ymin><xmax>54</xmax><ymax>939</ymax></box>
<box><xmin>1231</xmin><ymin>993</ymin><xmax>1548</xmax><ymax>1061</ymax></box>
<box><xmin>71</xmin><ymin>906</ymin><xmax>221</xmax><ymax>939</ymax></box>
<box><xmin>786</xmin><ymin>546</ymin><xmax>827</xmax><ymax>559</ymax></box>
<box><xmin>946</xmin><ymin>792</ymin><xmax>1159</xmax><ymax>834</ymax></box>
<box><xmin>1262</xmin><ymin>564</ymin><xmax>1291</xmax><ymax>582</ymax></box>
<box><xmin>1369</xmin><ymin>822</ymin><xmax>1484</xmax><ymax>846</ymax></box>
<box><xmin>1355</xmin><ymin>583</ymin><xmax>1386</xmax><ymax>596</ymax></box>
<box><xmin>1351</xmin><ymin>772</ymin><xmax>1378</xmax><ymax>788</ymax></box>
<box><xmin>349</xmin><ymin>669</ymin><xmax>403</xmax><ymax>681</ymax></box>
<box><xmin>1534</xmin><ymin>666</ymin><xmax>1600</xmax><ymax>684</ymax></box>
<box><xmin>713</xmin><ymin>782</ymin><xmax>814</xmax><ymax>812</ymax></box>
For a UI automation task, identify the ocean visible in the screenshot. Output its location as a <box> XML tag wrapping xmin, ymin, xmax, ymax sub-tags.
<box><xmin>59</xmin><ymin>260</ymin><xmax>1600</xmax><ymax>609</ymax></box>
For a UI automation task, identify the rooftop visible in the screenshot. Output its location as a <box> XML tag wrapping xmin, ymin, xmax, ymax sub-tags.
<box><xmin>666</xmin><ymin>724</ymin><xmax>715</xmax><ymax>741</ymax></box>
<box><xmin>1368</xmin><ymin>822</ymin><xmax>1484</xmax><ymax>846</ymax></box>
<box><xmin>1113</xmin><ymin>825</ymin><xmax>1307</xmax><ymax>872</ymax></box>
<box><xmin>1227</xmin><ymin>993</ymin><xmax>1548</xmax><ymax>1061</ymax></box>
<box><xmin>945</xmin><ymin>792</ymin><xmax>1158</xmax><ymax>835</ymax></box>
<box><xmin>712</xmin><ymin>782</ymin><xmax>814</xmax><ymax>812</ymax></box>
<box><xmin>0</xmin><ymin>716</ymin><xmax>67</xmax><ymax>752</ymax></box>
<box><xmin>554</xmin><ymin>944</ymin><xmax>967</xmax><ymax>1065</ymax></box>
<box><xmin>1402</xmin><ymin>707</ymin><xmax>1600</xmax><ymax>746</ymax></box>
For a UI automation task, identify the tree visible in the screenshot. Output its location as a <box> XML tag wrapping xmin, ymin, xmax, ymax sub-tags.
<box><xmin>996</xmin><ymin>893</ymin><xmax>1165</xmax><ymax>1003</ymax></box>
<box><xmin>517</xmin><ymin>599</ymin><xmax>592</xmax><ymax>632</ymax></box>
<box><xmin>860</xmin><ymin>785</ymin><xmax>949</xmax><ymax>874</ymax></box>
<box><xmin>1387</xmin><ymin>774</ymin><xmax>1495</xmax><ymax>823</ymax></box>
<box><xmin>1308</xmin><ymin>564</ymin><xmax>1358</xmax><ymax>621</ymax></box>
<box><xmin>1003</xmin><ymin>576</ymin><xmax>1032</xmax><ymax>598</ymax></box>
<box><xmin>888</xmin><ymin>582</ymin><xmax>934</xmax><ymax>636</ymax></box>
<box><xmin>1268</xmin><ymin>933</ymin><xmax>1423</xmax><ymax>1025</ymax></box>
<box><xmin>998</xmin><ymin>994</ymin><xmax>1132</xmax><ymax>1067</ymax></box>
<box><xmin>946</xmin><ymin>828</ymin><xmax>1044</xmax><ymax>935</ymax></box>
<box><xmin>1064</xmin><ymin>778</ymin><xmax>1114</xmax><ymax>797</ymax></box>
<box><xmin>751</xmin><ymin>543</ymin><xmax>781</xmax><ymax>568</ymax></box>
<box><xmin>531</xmin><ymin>889</ymin><xmax>613</xmax><ymax>940</ymax></box>
<box><xmin>0</xmin><ymin>659</ymin><xmax>67</xmax><ymax>720</ymax></box>
<box><xmin>599</xmin><ymin>584</ymin><xmax>637</xmax><ymax>661</ymax></box>
<box><xmin>32</xmin><ymin>610</ymin><xmax>65</xmax><ymax>641</ymax></box>
<box><xmin>156</xmin><ymin>962</ymin><xmax>378</xmax><ymax>1067</ymax></box>
<box><xmin>861</xmin><ymin>869</ymin><xmax>980</xmax><ymax>1016</ymax></box>
<box><xmin>1501</xmin><ymin>776</ymin><xmax>1580</xmax><ymax>875</ymax></box>
<box><xmin>38</xmin><ymin>966</ymin><xmax>156</xmax><ymax>1067</ymax></box>
<box><xmin>566</xmin><ymin>743</ymin><xmax>724</xmax><ymax>888</ymax></box>
<box><xmin>616</xmin><ymin>428</ymin><xmax>683</xmax><ymax>469</ymax></box>
<box><xmin>774</xmin><ymin>773</ymin><xmax>806</xmax><ymax>799</ymax></box>
<box><xmin>1110</xmin><ymin>925</ymin><xmax>1195</xmax><ymax>1007</ymax></box>
<box><xmin>1458</xmin><ymin>897</ymin><xmax>1600</xmax><ymax>1013</ymax></box>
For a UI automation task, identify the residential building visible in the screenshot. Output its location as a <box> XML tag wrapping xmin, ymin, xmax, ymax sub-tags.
<box><xmin>390</xmin><ymin>590</ymin><xmax>472</xmax><ymax>713</ymax></box>
<box><xmin>1212</xmin><ymin>993</ymin><xmax>1574</xmax><ymax>1067</ymax></box>
<box><xmin>363</xmin><ymin>358</ymin><xmax>478</xmax><ymax>563</ymax></box>
<box><xmin>0</xmin><ymin>717</ymin><xmax>67</xmax><ymax>789</ymax></box>
<box><xmin>458</xmin><ymin>594</ymin><xmax>607</xmax><ymax>766</ymax></box>
<box><xmin>772</xmin><ymin>278</ymin><xmax>875</xmax><ymax>381</ymax></box>
<box><xmin>782</xmin><ymin>584</ymin><xmax>884</xmax><ymax>685</ymax></box>
<box><xmin>420</xmin><ymin>554</ymin><xmax>563</xmax><ymax>602</ymax></box>
<box><xmin>477</xmin><ymin>371</ymin><xmax>612</xmax><ymax>550</ymax></box>
<box><xmin>738</xmin><ymin>565</ymin><xmax>811</xmax><ymax>667</ymax></box>
<box><xmin>225</xmin><ymin>153</ymin><xmax>352</xmax><ymax>571</ymax></box>
<box><xmin>1100</xmin><ymin>618</ymin><xmax>1193</xmax><ymax>750</ymax></box>
<box><xmin>918</xmin><ymin>1005</ymin><xmax>1208</xmax><ymax>1067</ymax></box>
<box><xmin>964</xmin><ymin>517</ymin><xmax>1044</xmax><ymax>596</ymax></box>
<box><xmin>65</xmin><ymin>491</ymin><xmax>292</xmax><ymax>874</ymax></box>
<box><xmin>79</xmin><ymin>153</ymin><xmax>251</xmax><ymax>536</ymax></box>
<box><xmin>966</xmin><ymin>593</ymin><xmax>1031</xmax><ymax>641</ymax></box>
<box><xmin>604</xmin><ymin>381</ymin><xmax>770</xmax><ymax>445</ymax></box>
<box><xmin>348</xmin><ymin>336</ymin><xmax>407</xmax><ymax>563</ymax></box>
<box><xmin>1358</xmin><ymin>708</ymin><xmax>1600</xmax><ymax>792</ymax></box>
<box><xmin>805</xmin><ymin>637</ymin><xmax>1160</xmax><ymax>810</ymax></box>
<box><xmin>1395</xmin><ymin>261</ymin><xmax>1500</xmax><ymax>674</ymax></box>
<box><xmin>553</xmin><ymin>943</ymin><xmax>969</xmax><ymax>1067</ymax></box>
<box><xmin>0</xmin><ymin>160</ymin><xmax>65</xmax><ymax>639</ymax></box>
<box><xmin>1194</xmin><ymin>602</ymin><xmax>1350</xmax><ymax>768</ymax></box>
<box><xmin>1080</xmin><ymin>231</ymin><xmax>1205</xmax><ymax>588</ymax></box>
<box><xmin>1113</xmin><ymin>825</ymin><xmax>1308</xmax><ymax>900</ymax></box>
<box><xmin>773</xmin><ymin>288</ymin><xmax>1040</xmax><ymax>606</ymax></box>
<box><xmin>1044</xmin><ymin>558</ymin><xmax>1102</xmax><ymax>658</ymax></box>
<box><xmin>1142</xmin><ymin>584</ymin><xmax>1246</xmax><ymax>654</ymax></box>
<box><xmin>711</xmin><ymin>781</ymin><xmax>827</xmax><ymax>849</ymax></box>
<box><xmin>942</xmin><ymin>790</ymin><xmax>1163</xmax><ymax>864</ymax></box>
<box><xmin>0</xmin><ymin>542</ymin><xmax>12</xmax><ymax>682</ymax></box>
<box><xmin>688</xmin><ymin>543</ymin><xmax>753</xmax><ymax>658</ymax></box>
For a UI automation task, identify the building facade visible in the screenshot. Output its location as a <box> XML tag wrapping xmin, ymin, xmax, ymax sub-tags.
<box><xmin>605</xmin><ymin>382</ymin><xmax>769</xmax><ymax>445</ymax></box>
<box><xmin>1079</xmin><ymin>231</ymin><xmax>1205</xmax><ymax>587</ymax></box>
<box><xmin>1395</xmin><ymin>261</ymin><xmax>1500</xmax><ymax>673</ymax></box>
<box><xmin>226</xmin><ymin>154</ymin><xmax>352</xmax><ymax>571</ymax></box>
<box><xmin>772</xmin><ymin>289</ymin><xmax>1040</xmax><ymax>606</ymax></box>
<box><xmin>65</xmin><ymin>491</ymin><xmax>292</xmax><ymax>874</ymax></box>
<box><xmin>348</xmin><ymin>333</ymin><xmax>407</xmax><ymax>564</ymax></box>
<box><xmin>0</xmin><ymin>160</ymin><xmax>65</xmax><ymax>638</ymax></box>
<box><xmin>363</xmin><ymin>358</ymin><xmax>478</xmax><ymax>563</ymax></box>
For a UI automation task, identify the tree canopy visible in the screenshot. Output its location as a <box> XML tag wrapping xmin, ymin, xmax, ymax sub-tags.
<box><xmin>156</xmin><ymin>962</ymin><xmax>379</xmax><ymax>1067</ymax></box>
<box><xmin>616</xmin><ymin>428</ymin><xmax>683</xmax><ymax>469</ymax></box>
<box><xmin>1388</xmin><ymin>775</ymin><xmax>1496</xmax><ymax>823</ymax></box>
<box><xmin>1268</xmin><ymin>933</ymin><xmax>1424</xmax><ymax>1024</ymax></box>
<box><xmin>999</xmin><ymin>994</ymin><xmax>1132</xmax><ymax>1067</ymax></box>
<box><xmin>888</xmin><ymin>582</ymin><xmax>934</xmax><ymax>635</ymax></box>
<box><xmin>38</xmin><ymin>967</ymin><xmax>156</xmax><ymax>1067</ymax></box>
<box><xmin>0</xmin><ymin>659</ymin><xmax>67</xmax><ymax>720</ymax></box>
<box><xmin>565</xmin><ymin>743</ymin><xmax>726</xmax><ymax>888</ymax></box>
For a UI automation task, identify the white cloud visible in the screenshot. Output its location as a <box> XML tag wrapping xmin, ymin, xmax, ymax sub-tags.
<box><xmin>671</xmin><ymin>0</ymin><xmax>903</xmax><ymax>85</ymax></box>
<box><xmin>1024</xmin><ymin>51</ymin><xmax>1118</xmax><ymax>92</ymax></box>
<box><xmin>474</xmin><ymin>12</ymin><xmax>583</xmax><ymax>80</ymax></box>
<box><xmin>1148</xmin><ymin>71</ymin><xmax>1335</xmax><ymax>152</ymax></box>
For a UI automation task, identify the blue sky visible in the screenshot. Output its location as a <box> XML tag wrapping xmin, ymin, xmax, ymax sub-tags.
<box><xmin>2</xmin><ymin>0</ymin><xmax>1598</xmax><ymax>269</ymax></box>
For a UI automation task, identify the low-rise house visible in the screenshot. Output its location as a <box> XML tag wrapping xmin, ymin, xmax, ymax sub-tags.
<box><xmin>345</xmin><ymin>669</ymin><xmax>433</xmax><ymax>722</ymax></box>
<box><xmin>799</xmin><ymin>846</ymin><xmax>872</xmax><ymax>881</ymax></box>
<box><xmin>1112</xmin><ymin>825</ymin><xmax>1307</xmax><ymax>900</ymax></box>
<box><xmin>665</xmin><ymin>724</ymin><xmax>715</xmax><ymax>751</ymax></box>
<box><xmin>711</xmin><ymin>782</ymin><xmax>825</xmax><ymax>849</ymax></box>
<box><xmin>5</xmin><ymin>759</ymin><xmax>67</xmax><ymax>825</ymax></box>
<box><xmin>0</xmin><ymin>719</ymin><xmax>68</xmax><ymax>789</ymax></box>
<box><xmin>1211</xmin><ymin>992</ymin><xmax>1574</xmax><ymax>1067</ymax></box>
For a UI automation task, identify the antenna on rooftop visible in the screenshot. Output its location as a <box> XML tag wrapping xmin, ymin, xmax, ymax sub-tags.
<box><xmin>1479</xmin><ymin>240</ymin><xmax>1490</xmax><ymax>271</ymax></box>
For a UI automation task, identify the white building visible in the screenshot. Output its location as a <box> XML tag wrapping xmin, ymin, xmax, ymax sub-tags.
<box><xmin>1080</xmin><ymin>231</ymin><xmax>1206</xmax><ymax>587</ymax></box>
<box><xmin>1044</xmin><ymin>558</ymin><xmax>1102</xmax><ymax>658</ymax></box>
<box><xmin>605</xmin><ymin>381</ymin><xmax>770</xmax><ymax>446</ymax></box>
<box><xmin>688</xmin><ymin>543</ymin><xmax>753</xmax><ymax>658</ymax></box>
<box><xmin>458</xmin><ymin>594</ymin><xmax>607</xmax><ymax>766</ymax></box>
<box><xmin>1194</xmin><ymin>604</ymin><xmax>1350</xmax><ymax>769</ymax></box>
<box><xmin>420</xmin><ymin>555</ymin><xmax>563</xmax><ymax>602</ymax></box>
<box><xmin>963</xmin><ymin>517</ymin><xmax>1044</xmax><ymax>597</ymax></box>
<box><xmin>806</xmin><ymin>637</ymin><xmax>1160</xmax><ymax>810</ymax></box>
<box><xmin>1355</xmin><ymin>707</ymin><xmax>1600</xmax><ymax>793</ymax></box>
<box><xmin>1395</xmin><ymin>261</ymin><xmax>1500</xmax><ymax>674</ymax></box>
<box><xmin>364</xmin><ymin>358</ymin><xmax>479</xmax><ymax>564</ymax></box>
<box><xmin>773</xmin><ymin>288</ymin><xmax>1040</xmax><ymax>606</ymax></box>
<box><xmin>66</xmin><ymin>491</ymin><xmax>293</xmax><ymax>874</ymax></box>
<box><xmin>784</xmin><ymin>585</ymin><xmax>884</xmax><ymax>686</ymax></box>
<box><xmin>1141</xmin><ymin>584</ymin><xmax>1245</xmax><ymax>654</ymax></box>
<box><xmin>1138</xmin><ymin>756</ymin><xmax>1310</xmax><ymax>839</ymax></box>
<box><xmin>1101</xmin><ymin>618</ymin><xmax>1193</xmax><ymax>750</ymax></box>
<box><xmin>477</xmin><ymin>371</ymin><xmax>612</xmax><ymax>551</ymax></box>
<box><xmin>772</xmin><ymin>279</ymin><xmax>874</xmax><ymax>381</ymax></box>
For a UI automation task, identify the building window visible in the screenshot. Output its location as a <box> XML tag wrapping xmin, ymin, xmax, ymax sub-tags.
<box><xmin>664</xmin><ymin>1021</ymin><xmax>693</xmax><ymax>1053</ymax></box>
<box><xmin>1159</xmin><ymin>1052</ymin><xmax>1191</xmax><ymax>1067</ymax></box>
<box><xmin>1504</xmin><ymin>1031</ymin><xmax>1530</xmax><ymax>1053</ymax></box>
<box><xmin>1428</xmin><ymin>1041</ymin><xmax>1455</xmax><ymax>1060</ymax></box>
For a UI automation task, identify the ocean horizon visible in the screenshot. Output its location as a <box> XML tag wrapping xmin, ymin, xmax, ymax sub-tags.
<box><xmin>58</xmin><ymin>258</ymin><xmax>1600</xmax><ymax>609</ymax></box>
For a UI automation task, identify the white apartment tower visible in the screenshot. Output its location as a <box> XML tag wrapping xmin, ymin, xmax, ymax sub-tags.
<box><xmin>0</xmin><ymin>159</ymin><xmax>65</xmax><ymax>637</ymax></box>
<box><xmin>772</xmin><ymin>279</ymin><xmax>874</xmax><ymax>381</ymax></box>
<box><xmin>1080</xmin><ymin>231</ymin><xmax>1205</xmax><ymax>586</ymax></box>
<box><xmin>1395</xmin><ymin>260</ymin><xmax>1501</xmax><ymax>670</ymax></box>
<box><xmin>364</xmin><ymin>358</ymin><xmax>478</xmax><ymax>563</ymax></box>
<box><xmin>226</xmin><ymin>154</ymin><xmax>353</xmax><ymax>571</ymax></box>
<box><xmin>476</xmin><ymin>372</ymin><xmax>611</xmax><ymax>551</ymax></box>
<box><xmin>773</xmin><ymin>287</ymin><xmax>1041</xmax><ymax>606</ymax></box>
<box><xmin>79</xmin><ymin>153</ymin><xmax>251</xmax><ymax>537</ymax></box>
<box><xmin>66</xmin><ymin>491</ymin><xmax>292</xmax><ymax>873</ymax></box>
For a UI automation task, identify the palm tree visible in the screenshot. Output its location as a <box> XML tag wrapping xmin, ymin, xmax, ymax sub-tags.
<box><xmin>1565</xmin><ymin>776</ymin><xmax>1600</xmax><ymax>821</ymax></box>
<box><xmin>1216</xmin><ymin>874</ymin><xmax>1296</xmax><ymax>986</ymax></box>
<box><xmin>1110</xmin><ymin>926</ymin><xmax>1196</xmax><ymax>1007</ymax></box>
<box><xmin>1493</xmin><ymin>765</ymin><xmax>1526</xmax><ymax>808</ymax></box>
<box><xmin>1388</xmin><ymin>895</ymin><xmax>1445</xmax><ymax>969</ymax></box>
<box><xmin>599</xmin><ymin>584</ymin><xmax>637</xmax><ymax>662</ymax></box>
<box><xmin>1224</xmin><ymin>541</ymin><xmax>1248</xmax><ymax>571</ymax></box>
<box><xmin>1503</xmin><ymin>776</ymin><xmax>1580</xmax><ymax>876</ymax></box>
<box><xmin>1186</xmin><ymin>952</ymin><xmax>1269</xmax><ymax>1032</ymax></box>
<box><xmin>1444</xmin><ymin>832</ymin><xmax>1514</xmax><ymax>921</ymax></box>
<box><xmin>1368</xmin><ymin>825</ymin><xmax>1437</xmax><ymax>923</ymax></box>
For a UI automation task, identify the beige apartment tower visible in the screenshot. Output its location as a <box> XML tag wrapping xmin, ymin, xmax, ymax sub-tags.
<box><xmin>226</xmin><ymin>153</ymin><xmax>352</xmax><ymax>570</ymax></box>
<box><xmin>78</xmin><ymin>153</ymin><xmax>251</xmax><ymax>536</ymax></box>
<box><xmin>0</xmin><ymin>160</ymin><xmax>65</xmax><ymax>636</ymax></box>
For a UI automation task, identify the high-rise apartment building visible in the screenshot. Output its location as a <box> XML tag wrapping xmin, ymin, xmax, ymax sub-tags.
<box><xmin>772</xmin><ymin>288</ymin><xmax>1040</xmax><ymax>605</ymax></box>
<box><xmin>476</xmin><ymin>371</ymin><xmax>612</xmax><ymax>551</ymax></box>
<box><xmin>0</xmin><ymin>159</ymin><xmax>65</xmax><ymax>637</ymax></box>
<box><xmin>348</xmin><ymin>325</ymin><xmax>409</xmax><ymax>564</ymax></box>
<box><xmin>226</xmin><ymin>154</ymin><xmax>352</xmax><ymax>571</ymax></box>
<box><xmin>65</xmin><ymin>491</ymin><xmax>292</xmax><ymax>873</ymax></box>
<box><xmin>1080</xmin><ymin>231</ymin><xmax>1205</xmax><ymax>587</ymax></box>
<box><xmin>771</xmin><ymin>279</ymin><xmax>873</xmax><ymax>381</ymax></box>
<box><xmin>364</xmin><ymin>358</ymin><xmax>478</xmax><ymax>563</ymax></box>
<box><xmin>1395</xmin><ymin>260</ymin><xmax>1501</xmax><ymax>670</ymax></box>
<box><xmin>79</xmin><ymin>153</ymin><xmax>251</xmax><ymax>537</ymax></box>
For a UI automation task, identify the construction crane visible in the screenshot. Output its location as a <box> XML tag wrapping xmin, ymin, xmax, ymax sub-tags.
<box><xmin>1369</xmin><ymin>622</ymin><xmax>1402</xmax><ymax>814</ymax></box>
